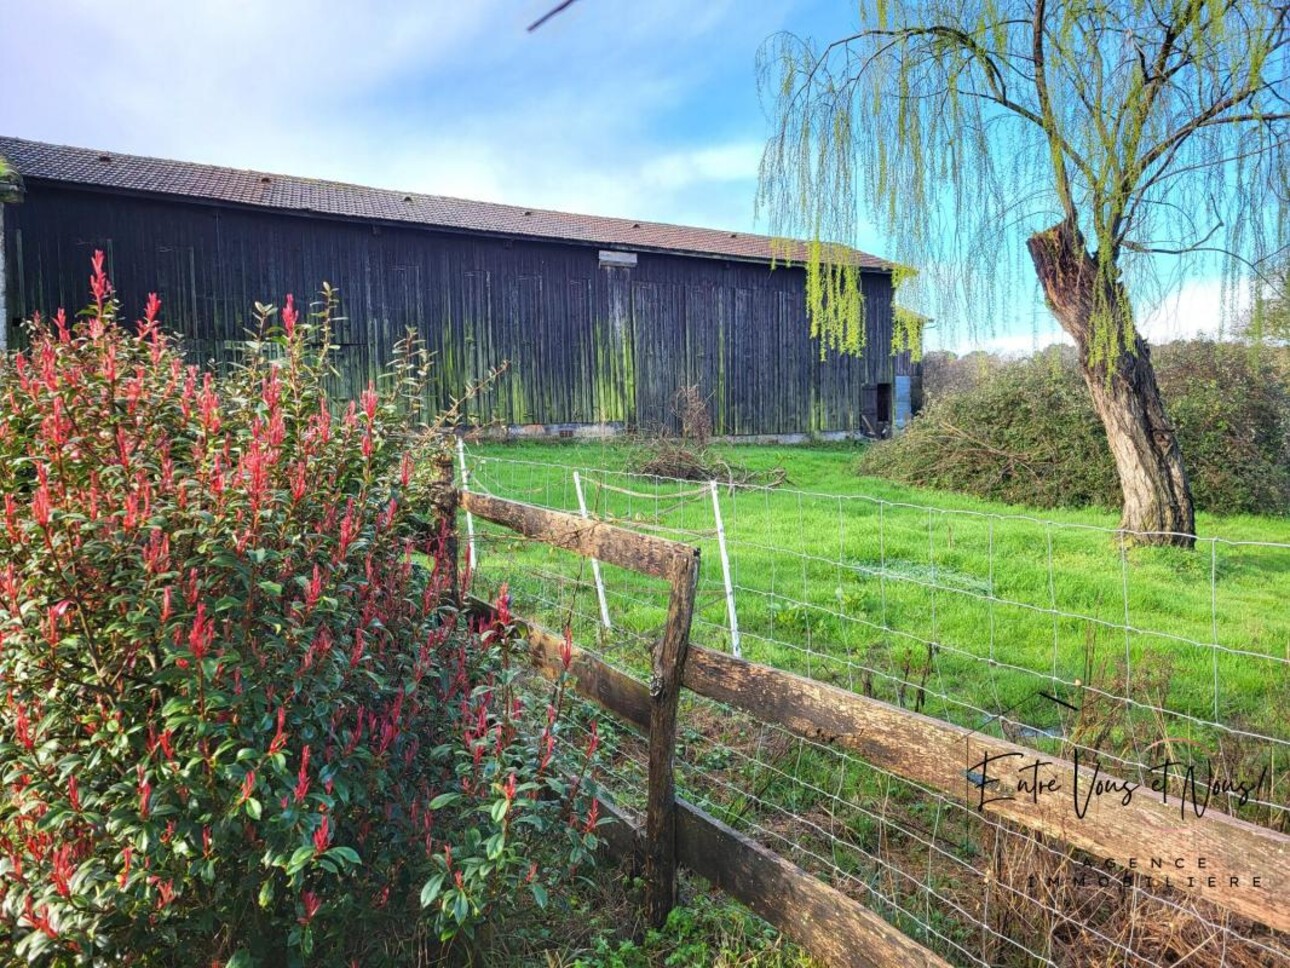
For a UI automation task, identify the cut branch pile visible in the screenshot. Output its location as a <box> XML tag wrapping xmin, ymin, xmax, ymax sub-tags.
<box><xmin>629</xmin><ymin>385</ymin><xmax>787</xmax><ymax>487</ymax></box>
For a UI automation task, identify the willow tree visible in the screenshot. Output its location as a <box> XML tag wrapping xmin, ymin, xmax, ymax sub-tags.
<box><xmin>759</xmin><ymin>0</ymin><xmax>1290</xmax><ymax>546</ymax></box>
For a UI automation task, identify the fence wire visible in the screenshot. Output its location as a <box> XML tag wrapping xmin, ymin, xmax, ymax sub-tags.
<box><xmin>458</xmin><ymin>446</ymin><xmax>1290</xmax><ymax>968</ymax></box>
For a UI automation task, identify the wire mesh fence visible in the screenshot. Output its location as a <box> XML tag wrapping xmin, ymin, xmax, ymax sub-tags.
<box><xmin>458</xmin><ymin>444</ymin><xmax>1289</xmax><ymax>967</ymax></box>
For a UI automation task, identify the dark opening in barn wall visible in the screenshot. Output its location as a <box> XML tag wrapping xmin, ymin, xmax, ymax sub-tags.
<box><xmin>0</xmin><ymin>138</ymin><xmax>923</xmax><ymax>438</ymax></box>
<box><xmin>876</xmin><ymin>383</ymin><xmax>893</xmax><ymax>426</ymax></box>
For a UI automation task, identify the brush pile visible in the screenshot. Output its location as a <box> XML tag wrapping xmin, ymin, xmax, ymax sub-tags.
<box><xmin>628</xmin><ymin>385</ymin><xmax>788</xmax><ymax>486</ymax></box>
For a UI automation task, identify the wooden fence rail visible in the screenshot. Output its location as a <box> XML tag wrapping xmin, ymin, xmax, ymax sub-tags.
<box><xmin>452</xmin><ymin>487</ymin><xmax>1290</xmax><ymax>966</ymax></box>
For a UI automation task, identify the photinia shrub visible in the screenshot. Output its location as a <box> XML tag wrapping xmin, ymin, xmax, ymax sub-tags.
<box><xmin>0</xmin><ymin>255</ymin><xmax>602</xmax><ymax>965</ymax></box>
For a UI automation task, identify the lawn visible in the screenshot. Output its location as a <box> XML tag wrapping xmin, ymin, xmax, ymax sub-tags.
<box><xmin>463</xmin><ymin>439</ymin><xmax>1289</xmax><ymax>820</ymax></box>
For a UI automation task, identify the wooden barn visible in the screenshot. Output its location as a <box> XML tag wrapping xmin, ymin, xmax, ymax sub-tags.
<box><xmin>0</xmin><ymin>136</ymin><xmax>920</xmax><ymax>438</ymax></box>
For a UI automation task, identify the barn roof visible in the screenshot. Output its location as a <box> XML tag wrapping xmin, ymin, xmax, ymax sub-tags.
<box><xmin>0</xmin><ymin>136</ymin><xmax>891</xmax><ymax>271</ymax></box>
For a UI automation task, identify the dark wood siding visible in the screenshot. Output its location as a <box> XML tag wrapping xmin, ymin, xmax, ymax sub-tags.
<box><xmin>3</xmin><ymin>184</ymin><xmax>915</xmax><ymax>436</ymax></box>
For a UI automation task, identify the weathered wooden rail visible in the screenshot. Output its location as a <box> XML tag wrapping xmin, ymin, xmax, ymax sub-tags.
<box><xmin>457</xmin><ymin>488</ymin><xmax>1290</xmax><ymax>966</ymax></box>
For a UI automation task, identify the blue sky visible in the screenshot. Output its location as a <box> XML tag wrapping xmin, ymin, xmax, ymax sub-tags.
<box><xmin>0</xmin><ymin>0</ymin><xmax>1227</xmax><ymax>353</ymax></box>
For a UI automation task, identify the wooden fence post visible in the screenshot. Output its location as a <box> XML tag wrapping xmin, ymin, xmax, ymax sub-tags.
<box><xmin>428</xmin><ymin>443</ymin><xmax>460</xmax><ymax>603</ymax></box>
<box><xmin>645</xmin><ymin>548</ymin><xmax>700</xmax><ymax>927</ymax></box>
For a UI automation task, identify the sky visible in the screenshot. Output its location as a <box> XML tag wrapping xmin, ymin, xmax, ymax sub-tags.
<box><xmin>0</xmin><ymin>0</ymin><xmax>1235</xmax><ymax>354</ymax></box>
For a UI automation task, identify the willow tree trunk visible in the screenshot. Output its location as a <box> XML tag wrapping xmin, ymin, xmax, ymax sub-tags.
<box><xmin>1027</xmin><ymin>220</ymin><xmax>1195</xmax><ymax>548</ymax></box>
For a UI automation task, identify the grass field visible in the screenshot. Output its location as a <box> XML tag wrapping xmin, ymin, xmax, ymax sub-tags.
<box><xmin>466</xmin><ymin>439</ymin><xmax>1287</xmax><ymax>776</ymax></box>
<box><xmin>460</xmin><ymin>439</ymin><xmax>1289</xmax><ymax>965</ymax></box>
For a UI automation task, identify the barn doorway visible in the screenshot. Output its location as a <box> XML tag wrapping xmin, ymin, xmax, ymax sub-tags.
<box><xmin>876</xmin><ymin>383</ymin><xmax>892</xmax><ymax>427</ymax></box>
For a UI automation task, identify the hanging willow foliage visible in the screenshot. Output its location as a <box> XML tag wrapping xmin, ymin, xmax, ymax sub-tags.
<box><xmin>0</xmin><ymin>157</ymin><xmax>21</xmax><ymax>204</ymax></box>
<box><xmin>756</xmin><ymin>0</ymin><xmax>1290</xmax><ymax>366</ymax></box>
<box><xmin>770</xmin><ymin>237</ymin><xmax>867</xmax><ymax>357</ymax></box>
<box><xmin>892</xmin><ymin>306</ymin><xmax>927</xmax><ymax>360</ymax></box>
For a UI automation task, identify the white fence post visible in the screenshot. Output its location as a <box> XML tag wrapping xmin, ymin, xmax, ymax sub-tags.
<box><xmin>456</xmin><ymin>437</ymin><xmax>477</xmax><ymax>569</ymax></box>
<box><xmin>573</xmin><ymin>471</ymin><xmax>612</xmax><ymax>630</ymax></box>
<box><xmin>710</xmin><ymin>480</ymin><xmax>741</xmax><ymax>658</ymax></box>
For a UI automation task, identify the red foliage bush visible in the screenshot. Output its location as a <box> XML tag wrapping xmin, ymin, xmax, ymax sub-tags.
<box><xmin>0</xmin><ymin>256</ymin><xmax>600</xmax><ymax>965</ymax></box>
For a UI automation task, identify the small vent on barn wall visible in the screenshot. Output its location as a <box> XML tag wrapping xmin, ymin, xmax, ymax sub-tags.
<box><xmin>559</xmin><ymin>428</ymin><xmax>574</xmax><ymax>439</ymax></box>
<box><xmin>599</xmin><ymin>250</ymin><xmax>637</xmax><ymax>269</ymax></box>
<box><xmin>97</xmin><ymin>154</ymin><xmax>112</xmax><ymax>163</ymax></box>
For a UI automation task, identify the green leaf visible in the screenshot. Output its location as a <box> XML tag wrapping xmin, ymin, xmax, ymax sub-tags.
<box><xmin>326</xmin><ymin>845</ymin><xmax>361</xmax><ymax>867</ymax></box>
<box><xmin>530</xmin><ymin>882</ymin><xmax>548</xmax><ymax>908</ymax></box>
<box><xmin>428</xmin><ymin>792</ymin><xmax>462</xmax><ymax>810</ymax></box>
<box><xmin>420</xmin><ymin>873</ymin><xmax>446</xmax><ymax>908</ymax></box>
<box><xmin>286</xmin><ymin>846</ymin><xmax>316</xmax><ymax>876</ymax></box>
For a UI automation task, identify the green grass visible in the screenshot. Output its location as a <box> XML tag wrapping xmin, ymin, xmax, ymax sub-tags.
<box><xmin>467</xmin><ymin>440</ymin><xmax>1287</xmax><ymax>766</ymax></box>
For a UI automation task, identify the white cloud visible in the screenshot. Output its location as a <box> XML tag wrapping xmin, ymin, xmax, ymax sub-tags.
<box><xmin>1137</xmin><ymin>277</ymin><xmax>1251</xmax><ymax>343</ymax></box>
<box><xmin>0</xmin><ymin>1</ymin><xmax>500</xmax><ymax>152</ymax></box>
<box><xmin>638</xmin><ymin>143</ymin><xmax>764</xmax><ymax>192</ymax></box>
